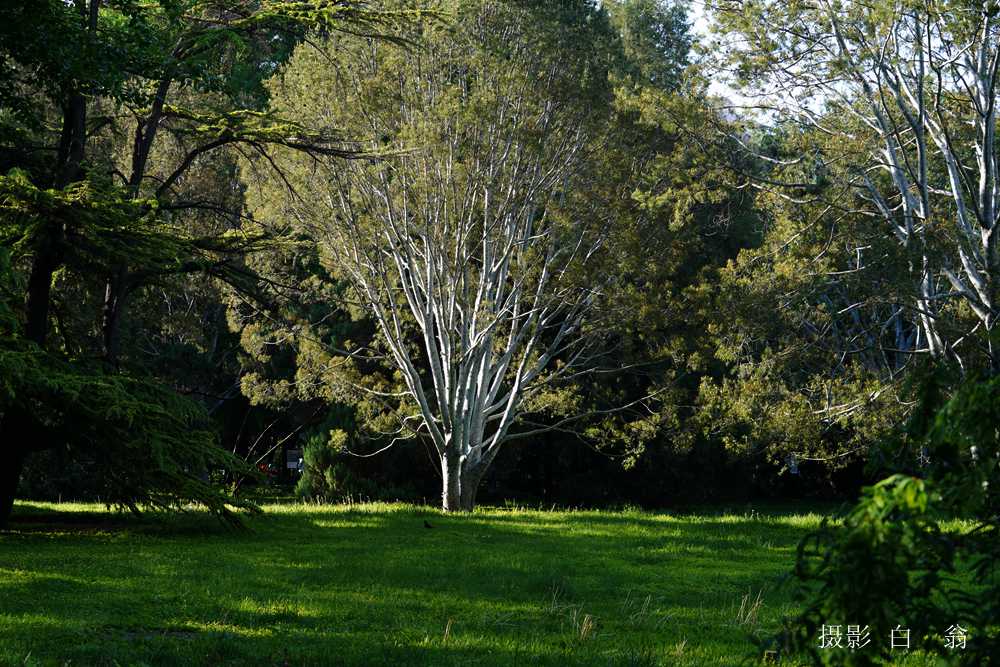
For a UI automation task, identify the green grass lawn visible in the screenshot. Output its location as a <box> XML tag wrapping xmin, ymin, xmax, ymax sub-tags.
<box><xmin>1</xmin><ymin>501</ymin><xmax>829</xmax><ymax>666</ymax></box>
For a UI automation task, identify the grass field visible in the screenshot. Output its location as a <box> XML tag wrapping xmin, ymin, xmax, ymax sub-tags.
<box><xmin>1</xmin><ymin>501</ymin><xmax>830</xmax><ymax>666</ymax></box>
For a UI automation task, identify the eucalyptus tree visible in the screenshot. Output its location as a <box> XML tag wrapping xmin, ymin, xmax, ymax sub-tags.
<box><xmin>710</xmin><ymin>0</ymin><xmax>1000</xmax><ymax>374</ymax></box>
<box><xmin>241</xmin><ymin>0</ymin><xmax>647</xmax><ymax>511</ymax></box>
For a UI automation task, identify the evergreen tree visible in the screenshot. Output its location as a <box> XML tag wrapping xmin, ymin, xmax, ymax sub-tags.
<box><xmin>0</xmin><ymin>0</ymin><xmax>427</xmax><ymax>525</ymax></box>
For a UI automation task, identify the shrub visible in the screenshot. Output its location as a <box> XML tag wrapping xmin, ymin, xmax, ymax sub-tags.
<box><xmin>773</xmin><ymin>374</ymin><xmax>999</xmax><ymax>665</ymax></box>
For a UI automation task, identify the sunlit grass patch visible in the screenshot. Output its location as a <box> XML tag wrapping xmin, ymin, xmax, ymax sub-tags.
<box><xmin>1</xmin><ymin>501</ymin><xmax>829</xmax><ymax>666</ymax></box>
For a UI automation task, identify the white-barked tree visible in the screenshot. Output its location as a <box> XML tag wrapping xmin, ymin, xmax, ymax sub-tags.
<box><xmin>251</xmin><ymin>0</ymin><xmax>631</xmax><ymax>510</ymax></box>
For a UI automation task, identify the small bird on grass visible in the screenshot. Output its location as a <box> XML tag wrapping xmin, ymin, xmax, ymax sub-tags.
<box><xmin>423</xmin><ymin>520</ymin><xmax>434</xmax><ymax>529</ymax></box>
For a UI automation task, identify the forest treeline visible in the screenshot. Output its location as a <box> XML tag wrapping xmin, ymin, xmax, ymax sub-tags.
<box><xmin>1</xmin><ymin>0</ymin><xmax>994</xmax><ymax>521</ymax></box>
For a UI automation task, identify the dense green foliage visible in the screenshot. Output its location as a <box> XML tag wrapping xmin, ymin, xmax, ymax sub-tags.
<box><xmin>607</xmin><ymin>0</ymin><xmax>690</xmax><ymax>90</ymax></box>
<box><xmin>0</xmin><ymin>233</ymin><xmax>257</xmax><ymax>523</ymax></box>
<box><xmin>0</xmin><ymin>0</ymin><xmax>429</xmax><ymax>525</ymax></box>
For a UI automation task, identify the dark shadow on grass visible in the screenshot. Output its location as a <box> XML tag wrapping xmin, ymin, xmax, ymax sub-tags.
<box><xmin>5</xmin><ymin>512</ymin><xmax>138</xmax><ymax>533</ymax></box>
<box><xmin>5</xmin><ymin>502</ymin><xmax>259</xmax><ymax>538</ymax></box>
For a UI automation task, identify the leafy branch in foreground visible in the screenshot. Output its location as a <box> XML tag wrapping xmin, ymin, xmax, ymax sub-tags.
<box><xmin>770</xmin><ymin>372</ymin><xmax>999</xmax><ymax>665</ymax></box>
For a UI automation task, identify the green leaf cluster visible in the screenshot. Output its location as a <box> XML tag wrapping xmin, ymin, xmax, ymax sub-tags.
<box><xmin>775</xmin><ymin>373</ymin><xmax>1000</xmax><ymax>665</ymax></box>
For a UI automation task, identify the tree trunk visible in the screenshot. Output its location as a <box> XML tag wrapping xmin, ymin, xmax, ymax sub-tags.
<box><xmin>441</xmin><ymin>448</ymin><xmax>485</xmax><ymax>512</ymax></box>
<box><xmin>24</xmin><ymin>250</ymin><xmax>60</xmax><ymax>346</ymax></box>
<box><xmin>4</xmin><ymin>15</ymin><xmax>94</xmax><ymax>526</ymax></box>
<box><xmin>441</xmin><ymin>448</ymin><xmax>462</xmax><ymax>512</ymax></box>
<box><xmin>101</xmin><ymin>266</ymin><xmax>128</xmax><ymax>366</ymax></box>
<box><xmin>459</xmin><ymin>468</ymin><xmax>481</xmax><ymax>512</ymax></box>
<box><xmin>0</xmin><ymin>445</ymin><xmax>26</xmax><ymax>528</ymax></box>
<box><xmin>25</xmin><ymin>88</ymin><xmax>87</xmax><ymax>346</ymax></box>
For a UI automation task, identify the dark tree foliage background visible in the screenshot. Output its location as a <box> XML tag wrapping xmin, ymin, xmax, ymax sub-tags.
<box><xmin>0</xmin><ymin>0</ymin><xmax>968</xmax><ymax>525</ymax></box>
